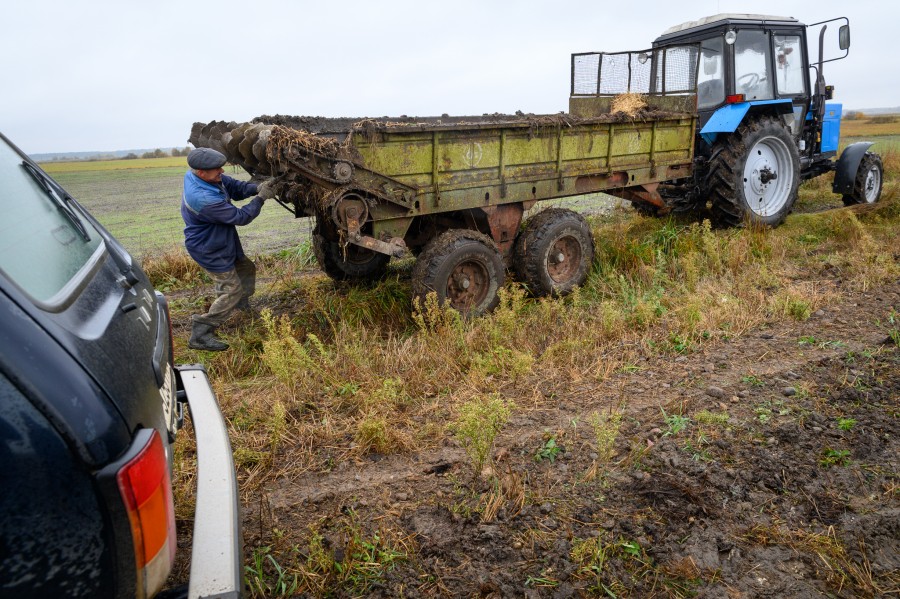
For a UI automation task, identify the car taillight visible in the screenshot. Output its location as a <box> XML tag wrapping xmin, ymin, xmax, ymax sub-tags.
<box><xmin>726</xmin><ymin>94</ymin><xmax>745</xmax><ymax>104</ymax></box>
<box><xmin>116</xmin><ymin>429</ymin><xmax>176</xmax><ymax>598</ymax></box>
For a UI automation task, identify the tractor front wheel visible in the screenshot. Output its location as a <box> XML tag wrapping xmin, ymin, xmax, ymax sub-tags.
<box><xmin>842</xmin><ymin>152</ymin><xmax>883</xmax><ymax>206</ymax></box>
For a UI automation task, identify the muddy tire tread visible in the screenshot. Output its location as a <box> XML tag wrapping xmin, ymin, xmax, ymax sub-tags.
<box><xmin>512</xmin><ymin>208</ymin><xmax>594</xmax><ymax>297</ymax></box>
<box><xmin>842</xmin><ymin>152</ymin><xmax>884</xmax><ymax>206</ymax></box>
<box><xmin>411</xmin><ymin>229</ymin><xmax>504</xmax><ymax>316</ymax></box>
<box><xmin>312</xmin><ymin>233</ymin><xmax>390</xmax><ymax>281</ymax></box>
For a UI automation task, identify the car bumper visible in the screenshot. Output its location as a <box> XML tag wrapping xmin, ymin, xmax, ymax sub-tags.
<box><xmin>176</xmin><ymin>365</ymin><xmax>243</xmax><ymax>599</ymax></box>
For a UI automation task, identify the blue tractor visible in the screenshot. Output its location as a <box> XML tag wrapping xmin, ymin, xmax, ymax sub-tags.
<box><xmin>651</xmin><ymin>14</ymin><xmax>883</xmax><ymax>226</ymax></box>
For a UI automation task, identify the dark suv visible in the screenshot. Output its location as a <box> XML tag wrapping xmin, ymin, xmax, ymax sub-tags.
<box><xmin>0</xmin><ymin>132</ymin><xmax>241</xmax><ymax>598</ymax></box>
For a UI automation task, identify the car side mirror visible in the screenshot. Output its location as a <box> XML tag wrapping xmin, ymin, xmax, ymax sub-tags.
<box><xmin>839</xmin><ymin>25</ymin><xmax>850</xmax><ymax>50</ymax></box>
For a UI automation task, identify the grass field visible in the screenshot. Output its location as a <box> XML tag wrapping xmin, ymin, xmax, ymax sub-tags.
<box><xmin>844</xmin><ymin>133</ymin><xmax>900</xmax><ymax>152</ymax></box>
<box><xmin>42</xmin><ymin>155</ymin><xmax>189</xmax><ymax>172</ymax></box>
<box><xmin>841</xmin><ymin>115</ymin><xmax>900</xmax><ymax>138</ymax></box>
<box><xmin>832</xmin><ymin>114</ymin><xmax>900</xmax><ymax>152</ymax></box>
<box><xmin>42</xmin><ymin>158</ymin><xmax>309</xmax><ymax>259</ymax></box>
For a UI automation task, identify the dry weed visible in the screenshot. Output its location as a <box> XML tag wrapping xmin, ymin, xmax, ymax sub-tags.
<box><xmin>141</xmin><ymin>246</ymin><xmax>204</xmax><ymax>289</ymax></box>
<box><xmin>611</xmin><ymin>93</ymin><xmax>649</xmax><ymax>116</ymax></box>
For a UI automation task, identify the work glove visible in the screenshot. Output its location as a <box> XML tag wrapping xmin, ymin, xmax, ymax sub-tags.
<box><xmin>256</xmin><ymin>179</ymin><xmax>277</xmax><ymax>200</ymax></box>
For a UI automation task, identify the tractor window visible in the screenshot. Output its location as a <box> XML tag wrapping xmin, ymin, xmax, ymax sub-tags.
<box><xmin>773</xmin><ymin>35</ymin><xmax>805</xmax><ymax>95</ymax></box>
<box><xmin>697</xmin><ymin>37</ymin><xmax>725</xmax><ymax>109</ymax></box>
<box><xmin>734</xmin><ymin>30</ymin><xmax>774</xmax><ymax>101</ymax></box>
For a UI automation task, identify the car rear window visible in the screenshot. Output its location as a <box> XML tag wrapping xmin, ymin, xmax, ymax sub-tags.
<box><xmin>0</xmin><ymin>139</ymin><xmax>103</xmax><ymax>304</ymax></box>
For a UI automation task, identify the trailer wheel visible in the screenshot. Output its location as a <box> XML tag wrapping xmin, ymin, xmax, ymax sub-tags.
<box><xmin>842</xmin><ymin>152</ymin><xmax>883</xmax><ymax>206</ymax></box>
<box><xmin>513</xmin><ymin>208</ymin><xmax>594</xmax><ymax>297</ymax></box>
<box><xmin>707</xmin><ymin>116</ymin><xmax>800</xmax><ymax>227</ymax></box>
<box><xmin>312</xmin><ymin>233</ymin><xmax>390</xmax><ymax>281</ymax></box>
<box><xmin>411</xmin><ymin>230</ymin><xmax>504</xmax><ymax>316</ymax></box>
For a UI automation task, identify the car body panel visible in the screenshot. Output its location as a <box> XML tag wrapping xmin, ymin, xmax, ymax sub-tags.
<box><xmin>0</xmin><ymin>371</ymin><xmax>113</xmax><ymax>598</ymax></box>
<box><xmin>0</xmin><ymin>131</ymin><xmax>243</xmax><ymax>598</ymax></box>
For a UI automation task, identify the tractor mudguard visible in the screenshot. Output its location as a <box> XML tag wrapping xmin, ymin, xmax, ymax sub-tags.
<box><xmin>699</xmin><ymin>99</ymin><xmax>794</xmax><ymax>145</ymax></box>
<box><xmin>832</xmin><ymin>141</ymin><xmax>874</xmax><ymax>195</ymax></box>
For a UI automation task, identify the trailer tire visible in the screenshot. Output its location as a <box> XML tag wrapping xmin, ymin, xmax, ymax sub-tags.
<box><xmin>707</xmin><ymin>116</ymin><xmax>800</xmax><ymax>227</ymax></box>
<box><xmin>513</xmin><ymin>208</ymin><xmax>594</xmax><ymax>297</ymax></box>
<box><xmin>842</xmin><ymin>152</ymin><xmax>883</xmax><ymax>206</ymax></box>
<box><xmin>411</xmin><ymin>229</ymin><xmax>505</xmax><ymax>317</ymax></box>
<box><xmin>313</xmin><ymin>233</ymin><xmax>390</xmax><ymax>281</ymax></box>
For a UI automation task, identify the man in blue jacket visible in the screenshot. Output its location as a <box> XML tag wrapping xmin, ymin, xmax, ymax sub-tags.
<box><xmin>182</xmin><ymin>147</ymin><xmax>276</xmax><ymax>351</ymax></box>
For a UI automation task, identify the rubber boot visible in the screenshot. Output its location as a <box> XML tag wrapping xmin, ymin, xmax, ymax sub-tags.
<box><xmin>188</xmin><ymin>321</ymin><xmax>229</xmax><ymax>351</ymax></box>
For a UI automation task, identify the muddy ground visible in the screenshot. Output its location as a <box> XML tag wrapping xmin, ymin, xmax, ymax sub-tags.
<box><xmin>220</xmin><ymin>278</ymin><xmax>899</xmax><ymax>598</ymax></box>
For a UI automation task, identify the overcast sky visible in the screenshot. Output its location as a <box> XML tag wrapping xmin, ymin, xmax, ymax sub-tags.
<box><xmin>2</xmin><ymin>0</ymin><xmax>894</xmax><ymax>154</ymax></box>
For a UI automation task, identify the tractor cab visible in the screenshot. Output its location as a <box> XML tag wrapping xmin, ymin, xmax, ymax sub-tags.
<box><xmin>653</xmin><ymin>13</ymin><xmax>850</xmax><ymax>160</ymax></box>
<box><xmin>654</xmin><ymin>15</ymin><xmax>812</xmax><ymax>134</ymax></box>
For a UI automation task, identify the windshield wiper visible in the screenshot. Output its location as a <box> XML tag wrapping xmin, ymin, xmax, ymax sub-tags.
<box><xmin>19</xmin><ymin>159</ymin><xmax>140</xmax><ymax>287</ymax></box>
<box><xmin>20</xmin><ymin>160</ymin><xmax>91</xmax><ymax>242</ymax></box>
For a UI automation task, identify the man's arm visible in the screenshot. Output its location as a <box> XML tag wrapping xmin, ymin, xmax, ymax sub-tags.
<box><xmin>221</xmin><ymin>176</ymin><xmax>259</xmax><ymax>201</ymax></box>
<box><xmin>199</xmin><ymin>197</ymin><xmax>265</xmax><ymax>226</ymax></box>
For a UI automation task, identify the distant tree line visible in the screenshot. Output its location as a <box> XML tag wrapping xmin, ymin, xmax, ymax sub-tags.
<box><xmin>844</xmin><ymin>111</ymin><xmax>897</xmax><ymax>124</ymax></box>
<box><xmin>121</xmin><ymin>146</ymin><xmax>192</xmax><ymax>160</ymax></box>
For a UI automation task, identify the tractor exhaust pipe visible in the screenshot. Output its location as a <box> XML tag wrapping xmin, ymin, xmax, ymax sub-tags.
<box><xmin>816</xmin><ymin>26</ymin><xmax>827</xmax><ymax>118</ymax></box>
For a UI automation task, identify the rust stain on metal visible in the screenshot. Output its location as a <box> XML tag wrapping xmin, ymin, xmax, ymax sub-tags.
<box><xmin>351</xmin><ymin>235</ymin><xmax>407</xmax><ymax>258</ymax></box>
<box><xmin>483</xmin><ymin>203</ymin><xmax>524</xmax><ymax>257</ymax></box>
<box><xmin>575</xmin><ymin>171</ymin><xmax>629</xmax><ymax>193</ymax></box>
<box><xmin>611</xmin><ymin>183</ymin><xmax>666</xmax><ymax>209</ymax></box>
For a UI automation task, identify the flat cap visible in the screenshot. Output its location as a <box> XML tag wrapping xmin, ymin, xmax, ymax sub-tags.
<box><xmin>187</xmin><ymin>147</ymin><xmax>227</xmax><ymax>170</ymax></box>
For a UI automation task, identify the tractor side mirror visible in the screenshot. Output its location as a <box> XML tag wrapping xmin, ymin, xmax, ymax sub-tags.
<box><xmin>839</xmin><ymin>25</ymin><xmax>850</xmax><ymax>50</ymax></box>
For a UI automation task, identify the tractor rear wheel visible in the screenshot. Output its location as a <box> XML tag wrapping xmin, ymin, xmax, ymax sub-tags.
<box><xmin>707</xmin><ymin>116</ymin><xmax>800</xmax><ymax>227</ymax></box>
<box><xmin>313</xmin><ymin>233</ymin><xmax>390</xmax><ymax>281</ymax></box>
<box><xmin>411</xmin><ymin>229</ymin><xmax>505</xmax><ymax>317</ymax></box>
<box><xmin>842</xmin><ymin>152</ymin><xmax>883</xmax><ymax>206</ymax></box>
<box><xmin>513</xmin><ymin>208</ymin><xmax>594</xmax><ymax>297</ymax></box>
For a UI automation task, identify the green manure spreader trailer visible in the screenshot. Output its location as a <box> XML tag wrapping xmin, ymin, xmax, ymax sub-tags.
<box><xmin>191</xmin><ymin>13</ymin><xmax>881</xmax><ymax>315</ymax></box>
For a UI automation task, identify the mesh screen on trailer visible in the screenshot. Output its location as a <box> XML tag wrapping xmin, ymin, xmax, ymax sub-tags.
<box><xmin>653</xmin><ymin>45</ymin><xmax>699</xmax><ymax>94</ymax></box>
<box><xmin>572</xmin><ymin>53</ymin><xmax>601</xmax><ymax>95</ymax></box>
<box><xmin>571</xmin><ymin>45</ymin><xmax>699</xmax><ymax>96</ymax></box>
